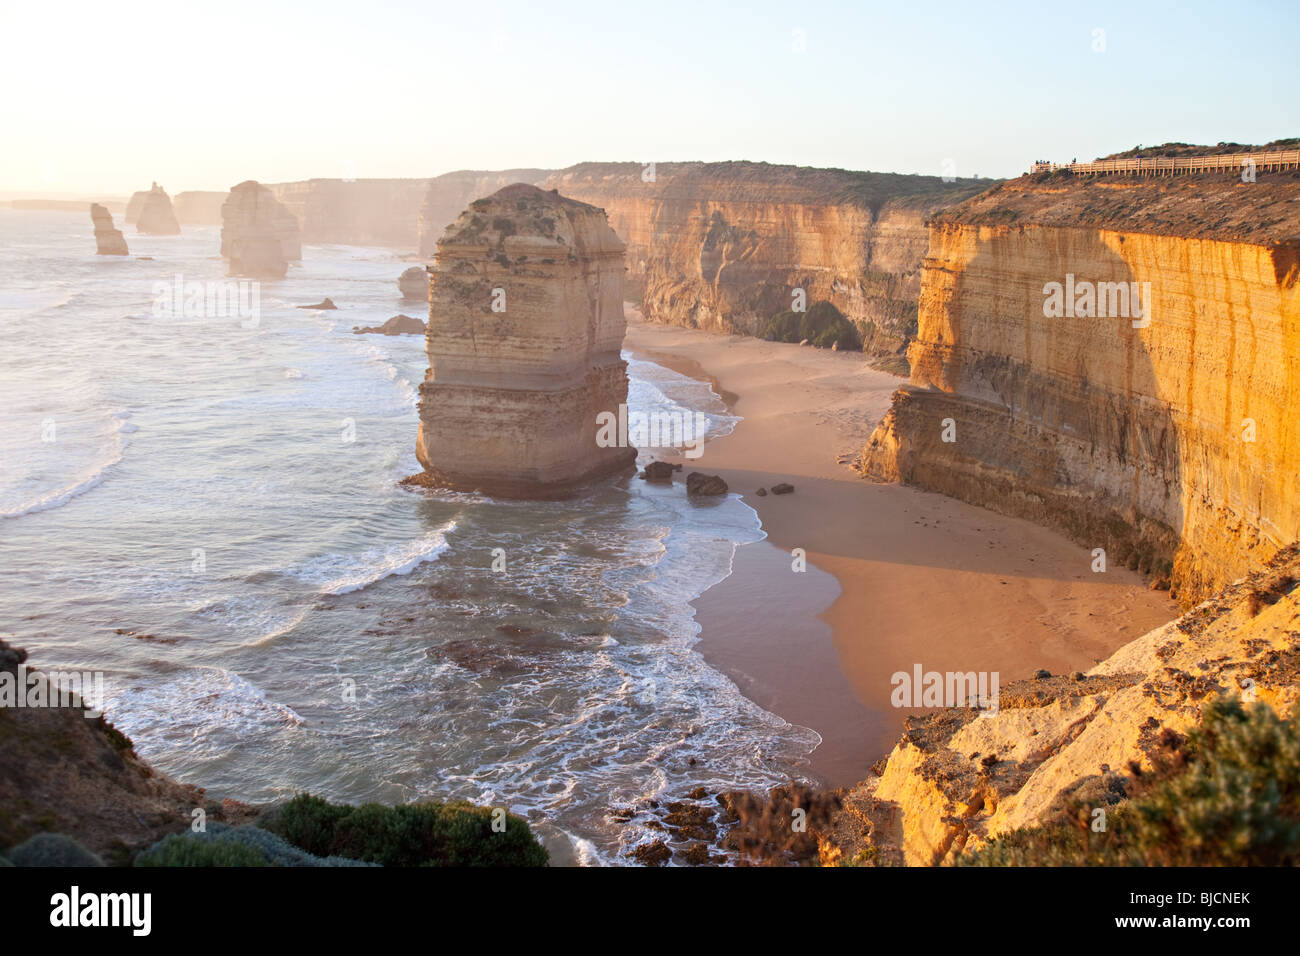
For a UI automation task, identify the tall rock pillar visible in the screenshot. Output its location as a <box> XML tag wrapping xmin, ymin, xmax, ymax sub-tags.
<box><xmin>408</xmin><ymin>184</ymin><xmax>636</xmax><ymax>497</ymax></box>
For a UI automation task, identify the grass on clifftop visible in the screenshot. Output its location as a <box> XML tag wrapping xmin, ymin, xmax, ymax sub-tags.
<box><xmin>958</xmin><ymin>698</ymin><xmax>1300</xmax><ymax>866</ymax></box>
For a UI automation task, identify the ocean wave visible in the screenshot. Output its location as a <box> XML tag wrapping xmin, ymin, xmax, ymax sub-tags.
<box><xmin>103</xmin><ymin>665</ymin><xmax>305</xmax><ymax>748</ymax></box>
<box><xmin>0</xmin><ymin>411</ymin><xmax>133</xmax><ymax>519</ymax></box>
<box><xmin>286</xmin><ymin>521</ymin><xmax>456</xmax><ymax>595</ymax></box>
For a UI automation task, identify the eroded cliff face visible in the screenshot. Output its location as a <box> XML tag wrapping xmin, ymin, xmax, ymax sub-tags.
<box><xmin>407</xmin><ymin>184</ymin><xmax>636</xmax><ymax>497</ymax></box>
<box><xmin>862</xmin><ymin>175</ymin><xmax>1300</xmax><ymax>604</ymax></box>
<box><xmin>540</xmin><ymin>162</ymin><xmax>988</xmax><ymax>356</ymax></box>
<box><xmin>819</xmin><ymin>547</ymin><xmax>1300</xmax><ymax>866</ymax></box>
<box><xmin>417</xmin><ymin>169</ymin><xmax>551</xmax><ymax>256</ymax></box>
<box><xmin>269</xmin><ymin>178</ymin><xmax>430</xmax><ymax>248</ymax></box>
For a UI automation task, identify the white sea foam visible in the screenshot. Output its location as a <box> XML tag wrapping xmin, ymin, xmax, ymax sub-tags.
<box><xmin>286</xmin><ymin>520</ymin><xmax>456</xmax><ymax>595</ymax></box>
<box><xmin>0</xmin><ymin>411</ymin><xmax>132</xmax><ymax>519</ymax></box>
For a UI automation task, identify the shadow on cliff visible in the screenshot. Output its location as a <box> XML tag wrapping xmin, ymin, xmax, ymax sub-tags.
<box><xmin>876</xmin><ymin>222</ymin><xmax>1186</xmax><ymax>592</ymax></box>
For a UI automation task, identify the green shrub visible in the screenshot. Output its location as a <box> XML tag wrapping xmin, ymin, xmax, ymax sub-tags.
<box><xmin>762</xmin><ymin>301</ymin><xmax>862</xmax><ymax>350</ymax></box>
<box><xmin>6</xmin><ymin>833</ymin><xmax>104</xmax><ymax>867</ymax></box>
<box><xmin>134</xmin><ymin>823</ymin><xmax>375</xmax><ymax>867</ymax></box>
<box><xmin>135</xmin><ymin>833</ymin><xmax>270</xmax><ymax>867</ymax></box>
<box><xmin>264</xmin><ymin>794</ymin><xmax>549</xmax><ymax>867</ymax></box>
<box><xmin>959</xmin><ymin>699</ymin><xmax>1300</xmax><ymax>866</ymax></box>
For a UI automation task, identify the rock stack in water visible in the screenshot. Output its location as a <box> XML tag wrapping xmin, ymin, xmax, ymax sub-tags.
<box><xmin>89</xmin><ymin>204</ymin><xmax>128</xmax><ymax>255</ymax></box>
<box><xmin>220</xmin><ymin>181</ymin><xmax>302</xmax><ymax>278</ymax></box>
<box><xmin>407</xmin><ymin>184</ymin><xmax>636</xmax><ymax>497</ymax></box>
<box><xmin>134</xmin><ymin>182</ymin><xmax>181</xmax><ymax>235</ymax></box>
<box><xmin>398</xmin><ymin>266</ymin><xmax>427</xmax><ymax>300</ymax></box>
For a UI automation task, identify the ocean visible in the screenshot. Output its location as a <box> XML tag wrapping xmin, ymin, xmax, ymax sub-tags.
<box><xmin>0</xmin><ymin>207</ymin><xmax>819</xmax><ymax>864</ymax></box>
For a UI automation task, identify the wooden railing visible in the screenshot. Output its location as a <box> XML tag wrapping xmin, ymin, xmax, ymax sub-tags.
<box><xmin>1030</xmin><ymin>150</ymin><xmax>1300</xmax><ymax>177</ymax></box>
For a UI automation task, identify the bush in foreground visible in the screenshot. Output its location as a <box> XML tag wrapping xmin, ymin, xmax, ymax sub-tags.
<box><xmin>5</xmin><ymin>833</ymin><xmax>104</xmax><ymax>867</ymax></box>
<box><xmin>134</xmin><ymin>822</ymin><xmax>375</xmax><ymax>867</ymax></box>
<box><xmin>263</xmin><ymin>794</ymin><xmax>549</xmax><ymax>867</ymax></box>
<box><xmin>959</xmin><ymin>698</ymin><xmax>1300</xmax><ymax>866</ymax></box>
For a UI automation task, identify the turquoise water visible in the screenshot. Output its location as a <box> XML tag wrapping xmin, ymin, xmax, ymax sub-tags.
<box><xmin>0</xmin><ymin>208</ymin><xmax>818</xmax><ymax>863</ymax></box>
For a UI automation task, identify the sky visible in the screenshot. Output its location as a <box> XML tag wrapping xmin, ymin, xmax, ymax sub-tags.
<box><xmin>1</xmin><ymin>0</ymin><xmax>1296</xmax><ymax>196</ymax></box>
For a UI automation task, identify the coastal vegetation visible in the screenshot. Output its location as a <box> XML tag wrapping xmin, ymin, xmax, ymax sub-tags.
<box><xmin>762</xmin><ymin>301</ymin><xmax>862</xmax><ymax>350</ymax></box>
<box><xmin>958</xmin><ymin>699</ymin><xmax>1300</xmax><ymax>866</ymax></box>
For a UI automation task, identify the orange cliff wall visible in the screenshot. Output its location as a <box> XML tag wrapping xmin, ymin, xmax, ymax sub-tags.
<box><xmin>541</xmin><ymin>162</ymin><xmax>989</xmax><ymax>356</ymax></box>
<box><xmin>861</xmin><ymin>176</ymin><xmax>1300</xmax><ymax>604</ymax></box>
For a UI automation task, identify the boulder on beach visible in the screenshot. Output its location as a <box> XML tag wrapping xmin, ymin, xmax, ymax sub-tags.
<box><xmin>135</xmin><ymin>182</ymin><xmax>181</xmax><ymax>235</ymax></box>
<box><xmin>89</xmin><ymin>203</ymin><xmax>128</xmax><ymax>255</ymax></box>
<box><xmin>352</xmin><ymin>314</ymin><xmax>425</xmax><ymax>336</ymax></box>
<box><xmin>755</xmin><ymin>487</ymin><xmax>767</xmax><ymax>496</ymax></box>
<box><xmin>399</xmin><ymin>266</ymin><xmax>427</xmax><ymax>300</ymax></box>
<box><xmin>640</xmin><ymin>461</ymin><xmax>680</xmax><ymax>482</ymax></box>
<box><xmin>298</xmin><ymin>298</ymin><xmax>337</xmax><ymax>310</ymax></box>
<box><xmin>686</xmin><ymin>472</ymin><xmax>728</xmax><ymax>496</ymax></box>
<box><xmin>771</xmin><ymin>482</ymin><xmax>795</xmax><ymax>495</ymax></box>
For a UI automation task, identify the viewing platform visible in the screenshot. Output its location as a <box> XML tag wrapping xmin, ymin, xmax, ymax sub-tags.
<box><xmin>1030</xmin><ymin>149</ymin><xmax>1300</xmax><ymax>177</ymax></box>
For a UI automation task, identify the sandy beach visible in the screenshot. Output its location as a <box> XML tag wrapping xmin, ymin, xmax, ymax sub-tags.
<box><xmin>625</xmin><ymin>309</ymin><xmax>1180</xmax><ymax>787</ymax></box>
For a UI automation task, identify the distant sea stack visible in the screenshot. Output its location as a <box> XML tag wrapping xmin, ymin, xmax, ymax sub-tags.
<box><xmin>134</xmin><ymin>182</ymin><xmax>181</xmax><ymax>235</ymax></box>
<box><xmin>398</xmin><ymin>266</ymin><xmax>427</xmax><ymax>300</ymax></box>
<box><xmin>406</xmin><ymin>184</ymin><xmax>636</xmax><ymax>498</ymax></box>
<box><xmin>89</xmin><ymin>203</ymin><xmax>128</xmax><ymax>255</ymax></box>
<box><xmin>220</xmin><ymin>181</ymin><xmax>303</xmax><ymax>278</ymax></box>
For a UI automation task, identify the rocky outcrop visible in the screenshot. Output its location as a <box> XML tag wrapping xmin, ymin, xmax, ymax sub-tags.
<box><xmin>399</xmin><ymin>266</ymin><xmax>427</xmax><ymax>300</ymax></box>
<box><xmin>134</xmin><ymin>182</ymin><xmax>181</xmax><ymax>235</ymax></box>
<box><xmin>220</xmin><ymin>181</ymin><xmax>302</xmax><ymax>278</ymax></box>
<box><xmin>686</xmin><ymin>472</ymin><xmax>728</xmax><ymax>496</ymax></box>
<box><xmin>173</xmin><ymin>190</ymin><xmax>228</xmax><ymax>225</ymax></box>
<box><xmin>819</xmin><ymin>546</ymin><xmax>1300</xmax><ymax>866</ymax></box>
<box><xmin>353</xmin><ymin>314</ymin><xmax>424</xmax><ymax>335</ymax></box>
<box><xmin>89</xmin><ymin>203</ymin><xmax>128</xmax><ymax>255</ymax></box>
<box><xmin>539</xmin><ymin>162</ymin><xmax>989</xmax><ymax>357</ymax></box>
<box><xmin>416</xmin><ymin>169</ymin><xmax>552</xmax><ymax>256</ymax></box>
<box><xmin>405</xmin><ymin>184</ymin><xmax>637</xmax><ymax>497</ymax></box>
<box><xmin>861</xmin><ymin>174</ymin><xmax>1300</xmax><ymax>605</ymax></box>
<box><xmin>0</xmin><ymin>638</ymin><xmax>253</xmax><ymax>860</ymax></box>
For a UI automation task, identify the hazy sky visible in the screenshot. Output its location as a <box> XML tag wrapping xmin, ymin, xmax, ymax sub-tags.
<box><xmin>2</xmin><ymin>0</ymin><xmax>1296</xmax><ymax>196</ymax></box>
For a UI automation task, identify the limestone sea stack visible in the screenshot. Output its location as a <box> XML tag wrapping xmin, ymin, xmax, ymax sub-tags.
<box><xmin>407</xmin><ymin>184</ymin><xmax>636</xmax><ymax>497</ymax></box>
<box><xmin>134</xmin><ymin>182</ymin><xmax>181</xmax><ymax>235</ymax></box>
<box><xmin>220</xmin><ymin>181</ymin><xmax>303</xmax><ymax>278</ymax></box>
<box><xmin>89</xmin><ymin>203</ymin><xmax>128</xmax><ymax>255</ymax></box>
<box><xmin>399</xmin><ymin>266</ymin><xmax>427</xmax><ymax>300</ymax></box>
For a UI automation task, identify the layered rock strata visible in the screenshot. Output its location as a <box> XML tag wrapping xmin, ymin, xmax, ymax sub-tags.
<box><xmin>407</xmin><ymin>184</ymin><xmax>636</xmax><ymax>497</ymax></box>
<box><xmin>134</xmin><ymin>182</ymin><xmax>181</xmax><ymax>235</ymax></box>
<box><xmin>861</xmin><ymin>174</ymin><xmax>1300</xmax><ymax>604</ymax></box>
<box><xmin>540</xmin><ymin>162</ymin><xmax>989</xmax><ymax>356</ymax></box>
<box><xmin>89</xmin><ymin>203</ymin><xmax>128</xmax><ymax>255</ymax></box>
<box><xmin>220</xmin><ymin>181</ymin><xmax>302</xmax><ymax>278</ymax></box>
